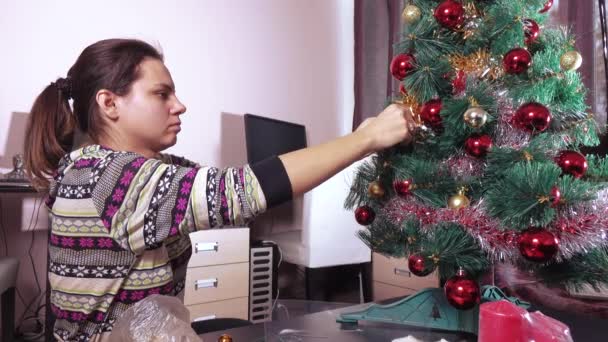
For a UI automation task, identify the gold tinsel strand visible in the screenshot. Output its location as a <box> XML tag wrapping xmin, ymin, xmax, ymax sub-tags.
<box><xmin>464</xmin><ymin>2</ymin><xmax>482</xmax><ymax>19</ymax></box>
<box><xmin>533</xmin><ymin>70</ymin><xmax>565</xmax><ymax>83</ymax></box>
<box><xmin>394</xmin><ymin>93</ymin><xmax>422</xmax><ymax>125</ymax></box>
<box><xmin>559</xmin><ymin>115</ymin><xmax>595</xmax><ymax>131</ymax></box>
<box><xmin>460</xmin><ymin>2</ymin><xmax>483</xmax><ymax>40</ymax></box>
<box><xmin>449</xmin><ymin>49</ymin><xmax>503</xmax><ymax>80</ymax></box>
<box><xmin>537</xmin><ymin>195</ymin><xmax>550</xmax><ymax>204</ymax></box>
<box><xmin>462</xmin><ymin>29</ymin><xmax>476</xmax><ymax>41</ymax></box>
<box><xmin>467</xmin><ymin>96</ymin><xmax>480</xmax><ymax>107</ymax></box>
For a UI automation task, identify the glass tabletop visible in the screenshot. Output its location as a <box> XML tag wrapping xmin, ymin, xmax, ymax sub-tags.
<box><xmin>199</xmin><ymin>299</ymin><xmax>476</xmax><ymax>342</ymax></box>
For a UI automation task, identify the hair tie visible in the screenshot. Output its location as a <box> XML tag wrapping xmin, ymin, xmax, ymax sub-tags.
<box><xmin>53</xmin><ymin>77</ymin><xmax>73</xmax><ymax>100</ymax></box>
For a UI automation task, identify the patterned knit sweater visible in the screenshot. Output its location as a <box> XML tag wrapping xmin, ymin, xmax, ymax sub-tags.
<box><xmin>47</xmin><ymin>145</ymin><xmax>291</xmax><ymax>341</ymax></box>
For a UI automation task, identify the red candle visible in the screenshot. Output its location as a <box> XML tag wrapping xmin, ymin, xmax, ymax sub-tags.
<box><xmin>478</xmin><ymin>300</ymin><xmax>527</xmax><ymax>342</ymax></box>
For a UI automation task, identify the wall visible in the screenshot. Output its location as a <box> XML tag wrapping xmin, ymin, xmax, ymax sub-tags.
<box><xmin>0</xmin><ymin>0</ymin><xmax>355</xmax><ymax>329</ymax></box>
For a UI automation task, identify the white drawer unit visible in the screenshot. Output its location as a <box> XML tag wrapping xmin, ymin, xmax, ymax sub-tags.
<box><xmin>184</xmin><ymin>263</ymin><xmax>250</xmax><ymax>304</ymax></box>
<box><xmin>186</xmin><ymin>297</ymin><xmax>249</xmax><ymax>322</ymax></box>
<box><xmin>188</xmin><ymin>228</ymin><xmax>250</xmax><ymax>267</ymax></box>
<box><xmin>372</xmin><ymin>252</ymin><xmax>439</xmax><ymax>301</ymax></box>
<box><xmin>184</xmin><ymin>228</ymin><xmax>250</xmax><ymax>322</ymax></box>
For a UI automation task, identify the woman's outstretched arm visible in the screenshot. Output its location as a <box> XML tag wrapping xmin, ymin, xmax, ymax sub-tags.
<box><xmin>280</xmin><ymin>104</ymin><xmax>414</xmax><ymax>197</ymax></box>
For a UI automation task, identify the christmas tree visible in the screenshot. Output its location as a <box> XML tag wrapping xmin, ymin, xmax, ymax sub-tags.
<box><xmin>347</xmin><ymin>0</ymin><xmax>608</xmax><ymax>311</ymax></box>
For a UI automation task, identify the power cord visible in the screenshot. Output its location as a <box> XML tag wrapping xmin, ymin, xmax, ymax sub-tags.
<box><xmin>0</xmin><ymin>197</ymin><xmax>43</xmax><ymax>310</ymax></box>
<box><xmin>0</xmin><ymin>197</ymin><xmax>10</xmax><ymax>256</ymax></box>
<box><xmin>18</xmin><ymin>198</ymin><xmax>44</xmax><ymax>316</ymax></box>
<box><xmin>260</xmin><ymin>240</ymin><xmax>285</xmax><ymax>320</ymax></box>
<box><xmin>0</xmin><ymin>196</ymin><xmax>47</xmax><ymax>340</ymax></box>
<box><xmin>18</xmin><ymin>292</ymin><xmax>47</xmax><ymax>341</ymax></box>
<box><xmin>15</xmin><ymin>197</ymin><xmax>47</xmax><ymax>341</ymax></box>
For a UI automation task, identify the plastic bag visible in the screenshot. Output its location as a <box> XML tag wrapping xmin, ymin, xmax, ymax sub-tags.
<box><xmin>110</xmin><ymin>294</ymin><xmax>201</xmax><ymax>342</ymax></box>
<box><xmin>479</xmin><ymin>300</ymin><xmax>573</xmax><ymax>342</ymax></box>
<box><xmin>524</xmin><ymin>310</ymin><xmax>573</xmax><ymax>342</ymax></box>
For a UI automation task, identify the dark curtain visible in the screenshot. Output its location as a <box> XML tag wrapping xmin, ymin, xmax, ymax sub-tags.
<box><xmin>353</xmin><ymin>0</ymin><xmax>404</xmax><ymax>130</ymax></box>
<box><xmin>353</xmin><ymin>0</ymin><xmax>608</xmax><ymax>140</ymax></box>
<box><xmin>550</xmin><ymin>0</ymin><xmax>606</xmax><ymax>128</ymax></box>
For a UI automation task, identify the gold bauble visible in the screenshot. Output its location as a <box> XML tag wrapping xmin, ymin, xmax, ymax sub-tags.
<box><xmin>448</xmin><ymin>193</ymin><xmax>470</xmax><ymax>209</ymax></box>
<box><xmin>368</xmin><ymin>181</ymin><xmax>386</xmax><ymax>198</ymax></box>
<box><xmin>463</xmin><ymin>107</ymin><xmax>488</xmax><ymax>128</ymax></box>
<box><xmin>218</xmin><ymin>334</ymin><xmax>233</xmax><ymax>342</ymax></box>
<box><xmin>560</xmin><ymin>51</ymin><xmax>583</xmax><ymax>71</ymax></box>
<box><xmin>402</xmin><ymin>5</ymin><xmax>421</xmax><ymax>24</ymax></box>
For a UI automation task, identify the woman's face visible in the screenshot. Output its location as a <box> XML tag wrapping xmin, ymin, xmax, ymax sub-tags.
<box><xmin>114</xmin><ymin>57</ymin><xmax>187</xmax><ymax>155</ymax></box>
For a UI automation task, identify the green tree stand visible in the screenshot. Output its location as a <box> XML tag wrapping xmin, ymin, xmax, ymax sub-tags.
<box><xmin>336</xmin><ymin>286</ymin><xmax>529</xmax><ymax>335</ymax></box>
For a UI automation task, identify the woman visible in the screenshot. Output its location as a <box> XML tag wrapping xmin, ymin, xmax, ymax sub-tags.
<box><xmin>24</xmin><ymin>38</ymin><xmax>414</xmax><ymax>341</ymax></box>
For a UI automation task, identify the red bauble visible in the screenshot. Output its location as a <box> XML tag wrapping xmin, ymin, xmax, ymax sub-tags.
<box><xmin>355</xmin><ymin>206</ymin><xmax>375</xmax><ymax>225</ymax></box>
<box><xmin>434</xmin><ymin>0</ymin><xmax>465</xmax><ymax>29</ymax></box>
<box><xmin>394</xmin><ymin>179</ymin><xmax>413</xmax><ymax>197</ymax></box>
<box><xmin>512</xmin><ymin>102</ymin><xmax>551</xmax><ymax>133</ymax></box>
<box><xmin>518</xmin><ymin>228</ymin><xmax>560</xmax><ymax>262</ymax></box>
<box><xmin>539</xmin><ymin>0</ymin><xmax>554</xmax><ymax>13</ymax></box>
<box><xmin>420</xmin><ymin>99</ymin><xmax>443</xmax><ymax>128</ymax></box>
<box><xmin>503</xmin><ymin>48</ymin><xmax>532</xmax><ymax>74</ymax></box>
<box><xmin>524</xmin><ymin>19</ymin><xmax>540</xmax><ymax>45</ymax></box>
<box><xmin>555</xmin><ymin>150</ymin><xmax>588</xmax><ymax>178</ymax></box>
<box><xmin>390</xmin><ymin>53</ymin><xmax>416</xmax><ymax>81</ymax></box>
<box><xmin>444</xmin><ymin>269</ymin><xmax>480</xmax><ymax>310</ymax></box>
<box><xmin>399</xmin><ymin>83</ymin><xmax>408</xmax><ymax>95</ymax></box>
<box><xmin>408</xmin><ymin>254</ymin><xmax>436</xmax><ymax>277</ymax></box>
<box><xmin>464</xmin><ymin>134</ymin><xmax>493</xmax><ymax>158</ymax></box>
<box><xmin>550</xmin><ymin>186</ymin><xmax>561</xmax><ymax>207</ymax></box>
<box><xmin>452</xmin><ymin>70</ymin><xmax>466</xmax><ymax>94</ymax></box>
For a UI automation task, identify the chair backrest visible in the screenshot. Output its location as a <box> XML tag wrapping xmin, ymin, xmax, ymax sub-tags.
<box><xmin>191</xmin><ymin>318</ymin><xmax>252</xmax><ymax>334</ymax></box>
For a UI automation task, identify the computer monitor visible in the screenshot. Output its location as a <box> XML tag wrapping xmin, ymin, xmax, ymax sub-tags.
<box><xmin>243</xmin><ymin>114</ymin><xmax>307</xmax><ymax>164</ymax></box>
<box><xmin>244</xmin><ymin>113</ymin><xmax>307</xmax><ymax>236</ymax></box>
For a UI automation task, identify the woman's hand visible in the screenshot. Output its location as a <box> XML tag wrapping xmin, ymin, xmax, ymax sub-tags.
<box><xmin>355</xmin><ymin>104</ymin><xmax>416</xmax><ymax>154</ymax></box>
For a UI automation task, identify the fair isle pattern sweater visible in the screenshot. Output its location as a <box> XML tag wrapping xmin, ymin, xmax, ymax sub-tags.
<box><xmin>47</xmin><ymin>145</ymin><xmax>269</xmax><ymax>341</ymax></box>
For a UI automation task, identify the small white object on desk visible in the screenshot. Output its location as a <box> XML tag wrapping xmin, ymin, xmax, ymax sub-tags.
<box><xmin>392</xmin><ymin>337</ymin><xmax>449</xmax><ymax>342</ymax></box>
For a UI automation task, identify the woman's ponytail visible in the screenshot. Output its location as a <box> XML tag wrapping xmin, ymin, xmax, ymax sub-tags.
<box><xmin>23</xmin><ymin>39</ymin><xmax>164</xmax><ymax>192</ymax></box>
<box><xmin>24</xmin><ymin>78</ymin><xmax>77</xmax><ymax>191</ymax></box>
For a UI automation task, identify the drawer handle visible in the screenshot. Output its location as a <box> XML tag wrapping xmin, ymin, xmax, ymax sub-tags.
<box><xmin>193</xmin><ymin>314</ymin><xmax>217</xmax><ymax>322</ymax></box>
<box><xmin>195</xmin><ymin>278</ymin><xmax>218</xmax><ymax>290</ymax></box>
<box><xmin>394</xmin><ymin>268</ymin><xmax>411</xmax><ymax>277</ymax></box>
<box><xmin>195</xmin><ymin>242</ymin><xmax>219</xmax><ymax>253</ymax></box>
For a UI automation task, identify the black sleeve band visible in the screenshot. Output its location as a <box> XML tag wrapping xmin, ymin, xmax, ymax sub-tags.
<box><xmin>249</xmin><ymin>156</ymin><xmax>293</xmax><ymax>209</ymax></box>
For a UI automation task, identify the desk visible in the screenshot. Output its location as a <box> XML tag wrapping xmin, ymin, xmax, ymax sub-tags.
<box><xmin>0</xmin><ymin>183</ymin><xmax>53</xmax><ymax>340</ymax></box>
<box><xmin>199</xmin><ymin>299</ymin><xmax>608</xmax><ymax>341</ymax></box>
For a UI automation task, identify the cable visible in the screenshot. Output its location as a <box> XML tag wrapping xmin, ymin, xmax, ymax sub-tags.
<box><xmin>0</xmin><ymin>197</ymin><xmax>10</xmax><ymax>256</ymax></box>
<box><xmin>27</xmin><ymin>198</ymin><xmax>44</xmax><ymax>293</ymax></box>
<box><xmin>257</xmin><ymin>210</ymin><xmax>284</xmax><ymax>320</ymax></box>
<box><xmin>17</xmin><ymin>313</ymin><xmax>45</xmax><ymax>341</ymax></box>
<box><xmin>261</xmin><ymin>240</ymin><xmax>283</xmax><ymax>318</ymax></box>
<box><xmin>16</xmin><ymin>288</ymin><xmax>28</xmax><ymax>308</ymax></box>
<box><xmin>16</xmin><ymin>198</ymin><xmax>46</xmax><ymax>336</ymax></box>
<box><xmin>276</xmin><ymin>302</ymin><xmax>290</xmax><ymax>320</ymax></box>
<box><xmin>0</xmin><ymin>190</ymin><xmax>48</xmax><ymax>340</ymax></box>
<box><xmin>17</xmin><ymin>287</ymin><xmax>45</xmax><ymax>331</ymax></box>
<box><xmin>0</xmin><ymin>196</ymin><xmax>45</xmax><ymax>321</ymax></box>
